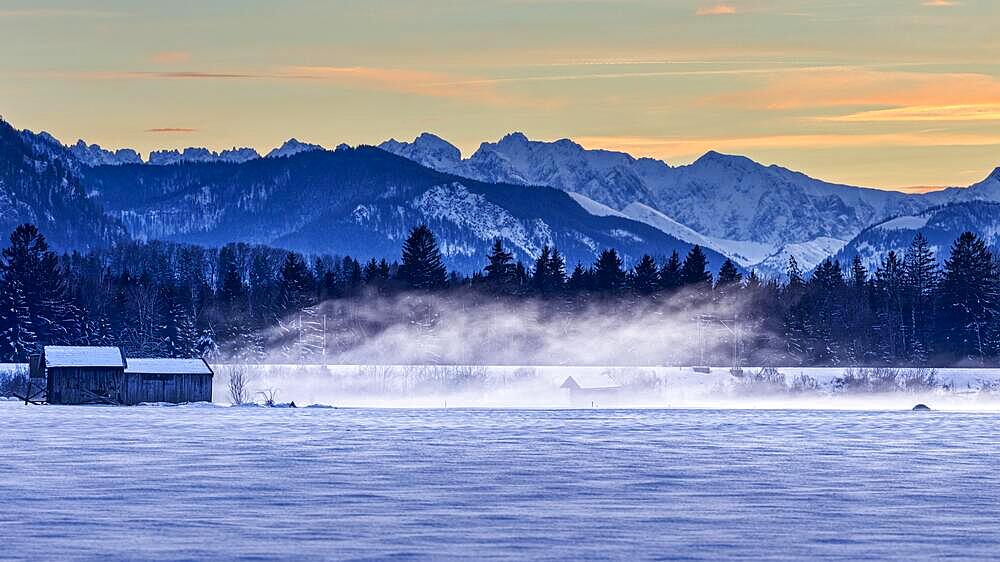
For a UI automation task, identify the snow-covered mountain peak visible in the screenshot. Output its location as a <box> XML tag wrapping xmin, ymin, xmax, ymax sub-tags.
<box><xmin>461</xmin><ymin>133</ymin><xmax>652</xmax><ymax>209</ymax></box>
<box><xmin>497</xmin><ymin>131</ymin><xmax>530</xmax><ymax>146</ymax></box>
<box><xmin>265</xmin><ymin>138</ymin><xmax>324</xmax><ymax>159</ymax></box>
<box><xmin>217</xmin><ymin>147</ymin><xmax>261</xmax><ymax>163</ymax></box>
<box><xmin>974</xmin><ymin>166</ymin><xmax>1000</xmax><ymax>192</ymax></box>
<box><xmin>69</xmin><ymin>140</ymin><xmax>143</xmax><ymax>166</ymax></box>
<box><xmin>946</xmin><ymin>166</ymin><xmax>1000</xmax><ymax>202</ymax></box>
<box><xmin>147</xmin><ymin>146</ymin><xmax>261</xmax><ymax>166</ymax></box>
<box><xmin>414</xmin><ymin>132</ymin><xmax>459</xmax><ymax>151</ymax></box>
<box><xmin>18</xmin><ymin>128</ymin><xmax>72</xmax><ymax>161</ymax></box>
<box><xmin>690</xmin><ymin>150</ymin><xmax>759</xmax><ymax>172</ymax></box>
<box><xmin>379</xmin><ymin>133</ymin><xmax>462</xmax><ymax>171</ymax></box>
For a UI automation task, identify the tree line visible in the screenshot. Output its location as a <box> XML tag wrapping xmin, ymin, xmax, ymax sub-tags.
<box><xmin>1</xmin><ymin>222</ymin><xmax>998</xmax><ymax>366</ymax></box>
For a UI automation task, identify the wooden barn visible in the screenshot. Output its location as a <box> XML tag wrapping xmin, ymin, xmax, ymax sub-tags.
<box><xmin>561</xmin><ymin>372</ymin><xmax>622</xmax><ymax>405</ymax></box>
<box><xmin>36</xmin><ymin>346</ymin><xmax>128</xmax><ymax>405</ymax></box>
<box><xmin>31</xmin><ymin>346</ymin><xmax>213</xmax><ymax>405</ymax></box>
<box><xmin>122</xmin><ymin>358</ymin><xmax>214</xmax><ymax>404</ymax></box>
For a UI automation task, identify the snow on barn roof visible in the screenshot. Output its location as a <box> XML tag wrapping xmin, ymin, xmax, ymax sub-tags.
<box><xmin>125</xmin><ymin>359</ymin><xmax>213</xmax><ymax>376</ymax></box>
<box><xmin>561</xmin><ymin>373</ymin><xmax>622</xmax><ymax>391</ymax></box>
<box><xmin>44</xmin><ymin>346</ymin><xmax>125</xmax><ymax>368</ymax></box>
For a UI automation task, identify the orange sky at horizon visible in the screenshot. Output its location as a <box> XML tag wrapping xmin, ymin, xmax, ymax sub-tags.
<box><xmin>2</xmin><ymin>0</ymin><xmax>999</xmax><ymax>190</ymax></box>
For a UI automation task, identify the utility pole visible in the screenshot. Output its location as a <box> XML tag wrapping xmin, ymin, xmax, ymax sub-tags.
<box><xmin>717</xmin><ymin>314</ymin><xmax>743</xmax><ymax>376</ymax></box>
<box><xmin>698</xmin><ymin>314</ymin><xmax>706</xmax><ymax>366</ymax></box>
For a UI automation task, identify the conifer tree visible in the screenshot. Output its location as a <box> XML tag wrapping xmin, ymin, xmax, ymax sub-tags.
<box><xmin>547</xmin><ymin>248</ymin><xmax>566</xmax><ymax>290</ymax></box>
<box><xmin>680</xmin><ymin>245</ymin><xmax>712</xmax><ymax>289</ymax></box>
<box><xmin>659</xmin><ymin>251</ymin><xmax>682</xmax><ymax>292</ymax></box>
<box><xmin>513</xmin><ymin>262</ymin><xmax>529</xmax><ymax>291</ymax></box>
<box><xmin>529</xmin><ymin>245</ymin><xmax>566</xmax><ymax>295</ymax></box>
<box><xmin>343</xmin><ymin>257</ymin><xmax>363</xmax><ymax>292</ymax></box>
<box><xmin>278</xmin><ymin>251</ymin><xmax>315</xmax><ymax>313</ymax></box>
<box><xmin>217</xmin><ymin>245</ymin><xmax>245</xmax><ymax>310</ymax></box>
<box><xmin>630</xmin><ymin>254</ymin><xmax>660</xmax><ymax>294</ymax></box>
<box><xmin>715</xmin><ymin>259</ymin><xmax>741</xmax><ymax>291</ymax></box>
<box><xmin>593</xmin><ymin>249</ymin><xmax>626</xmax><ymax>293</ymax></box>
<box><xmin>844</xmin><ymin>255</ymin><xmax>874</xmax><ymax>364</ymax></box>
<box><xmin>484</xmin><ymin>238</ymin><xmax>515</xmax><ymax>288</ymax></box>
<box><xmin>0</xmin><ymin>277</ymin><xmax>37</xmax><ymax>361</ymax></box>
<box><xmin>804</xmin><ymin>258</ymin><xmax>848</xmax><ymax>364</ymax></box>
<box><xmin>786</xmin><ymin>256</ymin><xmax>805</xmax><ymax>291</ymax></box>
<box><xmin>874</xmin><ymin>251</ymin><xmax>907</xmax><ymax>362</ymax></box>
<box><xmin>363</xmin><ymin>258</ymin><xmax>381</xmax><ymax>284</ymax></box>
<box><xmin>0</xmin><ymin>224</ymin><xmax>72</xmax><ymax>352</ymax></box>
<box><xmin>904</xmin><ymin>233</ymin><xmax>939</xmax><ymax>362</ymax></box>
<box><xmin>939</xmin><ymin>232</ymin><xmax>997</xmax><ymax>363</ymax></box>
<box><xmin>248</xmin><ymin>252</ymin><xmax>275</xmax><ymax>322</ymax></box>
<box><xmin>567</xmin><ymin>263</ymin><xmax>592</xmax><ymax>292</ymax></box>
<box><xmin>531</xmin><ymin>245</ymin><xmax>552</xmax><ymax>294</ymax></box>
<box><xmin>399</xmin><ymin>225</ymin><xmax>447</xmax><ymax>290</ymax></box>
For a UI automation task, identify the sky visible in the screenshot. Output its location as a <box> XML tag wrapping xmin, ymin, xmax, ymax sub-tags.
<box><xmin>2</xmin><ymin>0</ymin><xmax>1000</xmax><ymax>190</ymax></box>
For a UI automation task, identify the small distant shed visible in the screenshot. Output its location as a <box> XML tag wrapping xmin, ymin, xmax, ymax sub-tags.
<box><xmin>123</xmin><ymin>359</ymin><xmax>214</xmax><ymax>405</ymax></box>
<box><xmin>561</xmin><ymin>372</ymin><xmax>622</xmax><ymax>403</ymax></box>
<box><xmin>42</xmin><ymin>346</ymin><xmax>127</xmax><ymax>405</ymax></box>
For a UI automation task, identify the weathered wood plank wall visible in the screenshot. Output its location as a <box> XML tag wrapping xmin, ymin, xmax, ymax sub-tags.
<box><xmin>120</xmin><ymin>374</ymin><xmax>213</xmax><ymax>405</ymax></box>
<box><xmin>48</xmin><ymin>370</ymin><xmax>212</xmax><ymax>405</ymax></box>
<box><xmin>47</xmin><ymin>367</ymin><xmax>125</xmax><ymax>405</ymax></box>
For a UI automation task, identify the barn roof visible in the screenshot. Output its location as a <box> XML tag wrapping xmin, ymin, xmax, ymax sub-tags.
<box><xmin>44</xmin><ymin>346</ymin><xmax>125</xmax><ymax>368</ymax></box>
<box><xmin>125</xmin><ymin>358</ymin><xmax>213</xmax><ymax>376</ymax></box>
<box><xmin>560</xmin><ymin>373</ymin><xmax>622</xmax><ymax>391</ymax></box>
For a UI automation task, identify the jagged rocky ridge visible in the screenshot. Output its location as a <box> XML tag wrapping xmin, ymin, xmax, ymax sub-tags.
<box><xmin>10</xmin><ymin>118</ymin><xmax>1000</xmax><ymax>274</ymax></box>
<box><xmin>380</xmin><ymin>132</ymin><xmax>1000</xmax><ymax>274</ymax></box>
<box><xmin>79</xmin><ymin>145</ymin><xmax>729</xmax><ymax>271</ymax></box>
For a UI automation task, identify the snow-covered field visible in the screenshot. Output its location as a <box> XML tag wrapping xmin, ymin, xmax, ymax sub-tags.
<box><xmin>217</xmin><ymin>364</ymin><xmax>1000</xmax><ymax>411</ymax></box>
<box><xmin>2</xmin><ymin>404</ymin><xmax>999</xmax><ymax>560</ymax></box>
<box><xmin>5</xmin><ymin>363</ymin><xmax>1000</xmax><ymax>410</ymax></box>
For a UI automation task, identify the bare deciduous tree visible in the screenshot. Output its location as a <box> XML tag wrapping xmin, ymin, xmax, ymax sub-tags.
<box><xmin>227</xmin><ymin>365</ymin><xmax>250</xmax><ymax>405</ymax></box>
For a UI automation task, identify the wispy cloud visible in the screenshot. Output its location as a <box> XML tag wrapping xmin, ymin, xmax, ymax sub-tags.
<box><xmin>820</xmin><ymin>103</ymin><xmax>1000</xmax><ymax>122</ymax></box>
<box><xmin>696</xmin><ymin>4</ymin><xmax>737</xmax><ymax>16</ymax></box>
<box><xmin>149</xmin><ymin>51</ymin><xmax>191</xmax><ymax>64</ymax></box>
<box><xmin>713</xmin><ymin>68</ymin><xmax>1000</xmax><ymax>111</ymax></box>
<box><xmin>892</xmin><ymin>185</ymin><xmax>949</xmax><ymax>193</ymax></box>
<box><xmin>438</xmin><ymin>64</ymin><xmax>841</xmax><ymax>87</ymax></box>
<box><xmin>52</xmin><ymin>70</ymin><xmax>256</xmax><ymax>80</ymax></box>
<box><xmin>38</xmin><ymin>66</ymin><xmax>542</xmax><ymax>107</ymax></box>
<box><xmin>278</xmin><ymin>66</ymin><xmax>511</xmax><ymax>104</ymax></box>
<box><xmin>145</xmin><ymin>127</ymin><xmax>198</xmax><ymax>133</ymax></box>
<box><xmin>0</xmin><ymin>9</ymin><xmax>124</xmax><ymax>18</ymax></box>
<box><xmin>575</xmin><ymin>131</ymin><xmax>1000</xmax><ymax>160</ymax></box>
<box><xmin>923</xmin><ymin>0</ymin><xmax>960</xmax><ymax>6</ymax></box>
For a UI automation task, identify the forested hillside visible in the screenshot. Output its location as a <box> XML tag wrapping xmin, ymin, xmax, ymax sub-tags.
<box><xmin>2</xmin><ymin>222</ymin><xmax>998</xmax><ymax>367</ymax></box>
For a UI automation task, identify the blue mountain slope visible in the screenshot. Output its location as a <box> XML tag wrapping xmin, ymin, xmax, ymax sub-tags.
<box><xmin>0</xmin><ymin>119</ymin><xmax>125</xmax><ymax>250</ymax></box>
<box><xmin>832</xmin><ymin>201</ymin><xmax>1000</xmax><ymax>269</ymax></box>
<box><xmin>82</xmin><ymin>147</ymin><xmax>731</xmax><ymax>272</ymax></box>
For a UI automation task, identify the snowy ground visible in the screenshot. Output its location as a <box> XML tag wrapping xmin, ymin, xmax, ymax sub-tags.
<box><xmin>4</xmin><ymin>363</ymin><xmax>1000</xmax><ymax>410</ymax></box>
<box><xmin>212</xmin><ymin>364</ymin><xmax>1000</xmax><ymax>411</ymax></box>
<box><xmin>2</xmin><ymin>404</ymin><xmax>999</xmax><ymax>560</ymax></box>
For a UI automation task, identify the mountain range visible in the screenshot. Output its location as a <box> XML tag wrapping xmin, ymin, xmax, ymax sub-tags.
<box><xmin>2</xmin><ymin>119</ymin><xmax>728</xmax><ymax>272</ymax></box>
<box><xmin>378</xmin><ymin>132</ymin><xmax>1000</xmax><ymax>274</ymax></box>
<box><xmin>6</xmin><ymin>117</ymin><xmax>1000</xmax><ymax>276</ymax></box>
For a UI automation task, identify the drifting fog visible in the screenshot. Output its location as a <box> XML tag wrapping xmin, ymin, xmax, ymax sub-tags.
<box><xmin>202</xmin><ymin>291</ymin><xmax>1000</xmax><ymax>411</ymax></box>
<box><xmin>255</xmin><ymin>290</ymin><xmax>760</xmax><ymax>366</ymax></box>
<box><xmin>210</xmin><ymin>362</ymin><xmax>1000</xmax><ymax>411</ymax></box>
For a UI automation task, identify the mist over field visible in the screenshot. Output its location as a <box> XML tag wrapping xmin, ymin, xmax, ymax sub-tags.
<box><xmin>257</xmin><ymin>290</ymin><xmax>753</xmax><ymax>367</ymax></box>
<box><xmin>201</xmin><ymin>361</ymin><xmax>1000</xmax><ymax>412</ymax></box>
